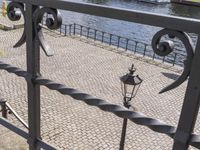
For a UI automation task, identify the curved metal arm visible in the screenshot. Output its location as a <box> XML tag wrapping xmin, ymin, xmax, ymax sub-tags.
<box><xmin>152</xmin><ymin>29</ymin><xmax>194</xmax><ymax>93</ymax></box>
<box><xmin>7</xmin><ymin>2</ymin><xmax>26</xmax><ymax>48</ymax></box>
<box><xmin>7</xmin><ymin>2</ymin><xmax>62</xmax><ymax>56</ymax></box>
<box><xmin>33</xmin><ymin>7</ymin><xmax>62</xmax><ymax>56</ymax></box>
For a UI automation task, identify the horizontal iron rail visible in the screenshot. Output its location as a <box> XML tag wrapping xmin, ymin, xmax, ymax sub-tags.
<box><xmin>51</xmin><ymin>23</ymin><xmax>186</xmax><ymax>66</ymax></box>
<box><xmin>0</xmin><ymin>60</ymin><xmax>200</xmax><ymax>149</ymax></box>
<box><xmin>0</xmin><ymin>117</ymin><xmax>57</xmax><ymax>150</ymax></box>
<box><xmin>11</xmin><ymin>0</ymin><xmax>200</xmax><ymax>34</ymax></box>
<box><xmin>37</xmin><ymin>139</ymin><xmax>57</xmax><ymax>150</ymax></box>
<box><xmin>0</xmin><ymin>117</ymin><xmax>28</xmax><ymax>139</ymax></box>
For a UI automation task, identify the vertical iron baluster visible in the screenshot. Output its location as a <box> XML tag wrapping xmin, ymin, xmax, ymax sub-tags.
<box><xmin>125</xmin><ymin>39</ymin><xmax>129</xmax><ymax>51</ymax></box>
<box><xmin>80</xmin><ymin>25</ymin><xmax>83</xmax><ymax>36</ymax></box>
<box><xmin>87</xmin><ymin>27</ymin><xmax>90</xmax><ymax>39</ymax></box>
<box><xmin>117</xmin><ymin>36</ymin><xmax>120</xmax><ymax>48</ymax></box>
<box><xmin>172</xmin><ymin>36</ymin><xmax>200</xmax><ymax>150</ymax></box>
<box><xmin>134</xmin><ymin>42</ymin><xmax>138</xmax><ymax>53</ymax></box>
<box><xmin>65</xmin><ymin>25</ymin><xmax>67</xmax><ymax>36</ymax></box>
<box><xmin>25</xmin><ymin>4</ymin><xmax>41</xmax><ymax>150</ymax></box>
<box><xmin>60</xmin><ymin>25</ymin><xmax>62</xmax><ymax>35</ymax></box>
<box><xmin>173</xmin><ymin>53</ymin><xmax>177</xmax><ymax>66</ymax></box>
<box><xmin>94</xmin><ymin>30</ymin><xmax>97</xmax><ymax>41</ymax></box>
<box><xmin>109</xmin><ymin>34</ymin><xmax>112</xmax><ymax>46</ymax></box>
<box><xmin>73</xmin><ymin>23</ymin><xmax>76</xmax><ymax>35</ymax></box>
<box><xmin>102</xmin><ymin>32</ymin><xmax>104</xmax><ymax>43</ymax></box>
<box><xmin>143</xmin><ymin>44</ymin><xmax>147</xmax><ymax>56</ymax></box>
<box><xmin>0</xmin><ymin>98</ymin><xmax>7</xmax><ymax>119</ymax></box>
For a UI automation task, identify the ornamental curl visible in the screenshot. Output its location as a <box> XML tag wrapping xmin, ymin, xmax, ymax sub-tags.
<box><xmin>7</xmin><ymin>3</ymin><xmax>62</xmax><ymax>56</ymax></box>
<box><xmin>152</xmin><ymin>29</ymin><xmax>194</xmax><ymax>93</ymax></box>
<box><xmin>7</xmin><ymin>2</ymin><xmax>25</xmax><ymax>48</ymax></box>
<box><xmin>33</xmin><ymin>7</ymin><xmax>62</xmax><ymax>56</ymax></box>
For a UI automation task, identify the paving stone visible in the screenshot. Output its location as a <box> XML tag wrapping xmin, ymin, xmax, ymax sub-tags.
<box><xmin>0</xmin><ymin>28</ymin><xmax>199</xmax><ymax>150</ymax></box>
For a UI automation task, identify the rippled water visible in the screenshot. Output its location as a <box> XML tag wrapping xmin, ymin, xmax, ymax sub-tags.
<box><xmin>59</xmin><ymin>0</ymin><xmax>200</xmax><ymax>43</ymax></box>
<box><xmin>1</xmin><ymin>0</ymin><xmax>199</xmax><ymax>44</ymax></box>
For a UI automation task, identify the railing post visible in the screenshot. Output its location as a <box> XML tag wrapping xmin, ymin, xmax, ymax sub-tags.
<box><xmin>173</xmin><ymin>53</ymin><xmax>177</xmax><ymax>66</ymax></box>
<box><xmin>25</xmin><ymin>4</ymin><xmax>41</xmax><ymax>150</ymax></box>
<box><xmin>134</xmin><ymin>42</ymin><xmax>138</xmax><ymax>53</ymax></box>
<box><xmin>117</xmin><ymin>36</ymin><xmax>120</xmax><ymax>48</ymax></box>
<box><xmin>101</xmin><ymin>32</ymin><xmax>104</xmax><ymax>43</ymax></box>
<box><xmin>0</xmin><ymin>98</ymin><xmax>7</xmax><ymax>119</ymax></box>
<box><xmin>172</xmin><ymin>36</ymin><xmax>200</xmax><ymax>150</ymax></box>
<box><xmin>143</xmin><ymin>44</ymin><xmax>147</xmax><ymax>56</ymax></box>
<box><xmin>80</xmin><ymin>25</ymin><xmax>83</xmax><ymax>36</ymax></box>
<box><xmin>125</xmin><ymin>39</ymin><xmax>129</xmax><ymax>51</ymax></box>
<box><xmin>109</xmin><ymin>34</ymin><xmax>112</xmax><ymax>46</ymax></box>
<box><xmin>87</xmin><ymin>27</ymin><xmax>90</xmax><ymax>39</ymax></box>
<box><xmin>94</xmin><ymin>29</ymin><xmax>97</xmax><ymax>41</ymax></box>
<box><xmin>73</xmin><ymin>23</ymin><xmax>76</xmax><ymax>35</ymax></box>
<box><xmin>64</xmin><ymin>25</ymin><xmax>67</xmax><ymax>36</ymax></box>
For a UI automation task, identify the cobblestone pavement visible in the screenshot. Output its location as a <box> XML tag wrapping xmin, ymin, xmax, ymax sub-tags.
<box><xmin>0</xmin><ymin>28</ymin><xmax>200</xmax><ymax>150</ymax></box>
<box><xmin>0</xmin><ymin>15</ymin><xmax>24</xmax><ymax>30</ymax></box>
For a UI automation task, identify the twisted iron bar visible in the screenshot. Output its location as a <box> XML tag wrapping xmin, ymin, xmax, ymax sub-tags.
<box><xmin>152</xmin><ymin>29</ymin><xmax>194</xmax><ymax>93</ymax></box>
<box><xmin>34</xmin><ymin>76</ymin><xmax>176</xmax><ymax>135</ymax></box>
<box><xmin>0</xmin><ymin>61</ymin><xmax>200</xmax><ymax>148</ymax></box>
<box><xmin>7</xmin><ymin>2</ymin><xmax>62</xmax><ymax>56</ymax></box>
<box><xmin>0</xmin><ymin>61</ymin><xmax>29</xmax><ymax>79</ymax></box>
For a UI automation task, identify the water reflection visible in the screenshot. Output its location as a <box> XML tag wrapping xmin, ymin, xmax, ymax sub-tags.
<box><xmin>170</xmin><ymin>4</ymin><xmax>200</xmax><ymax>19</ymax></box>
<box><xmin>0</xmin><ymin>0</ymin><xmax>199</xmax><ymax>43</ymax></box>
<box><xmin>85</xmin><ymin>0</ymin><xmax>109</xmax><ymax>4</ymax></box>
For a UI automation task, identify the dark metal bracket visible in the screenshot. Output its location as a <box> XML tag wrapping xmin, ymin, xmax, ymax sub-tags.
<box><xmin>152</xmin><ymin>29</ymin><xmax>194</xmax><ymax>93</ymax></box>
<box><xmin>7</xmin><ymin>2</ymin><xmax>62</xmax><ymax>56</ymax></box>
<box><xmin>0</xmin><ymin>98</ymin><xmax>28</xmax><ymax>129</ymax></box>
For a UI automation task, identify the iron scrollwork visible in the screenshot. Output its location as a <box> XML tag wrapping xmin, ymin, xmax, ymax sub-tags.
<box><xmin>152</xmin><ymin>29</ymin><xmax>194</xmax><ymax>93</ymax></box>
<box><xmin>7</xmin><ymin>2</ymin><xmax>25</xmax><ymax>48</ymax></box>
<box><xmin>7</xmin><ymin>2</ymin><xmax>62</xmax><ymax>56</ymax></box>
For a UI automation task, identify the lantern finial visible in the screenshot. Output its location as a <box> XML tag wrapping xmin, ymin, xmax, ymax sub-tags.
<box><xmin>129</xmin><ymin>64</ymin><xmax>136</xmax><ymax>75</ymax></box>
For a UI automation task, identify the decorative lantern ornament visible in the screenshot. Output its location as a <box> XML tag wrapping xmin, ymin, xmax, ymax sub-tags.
<box><xmin>120</xmin><ymin>64</ymin><xmax>142</xmax><ymax>107</ymax></box>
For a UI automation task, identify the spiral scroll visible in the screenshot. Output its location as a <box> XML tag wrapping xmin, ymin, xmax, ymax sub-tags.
<box><xmin>7</xmin><ymin>2</ymin><xmax>25</xmax><ymax>48</ymax></box>
<box><xmin>7</xmin><ymin>2</ymin><xmax>62</xmax><ymax>56</ymax></box>
<box><xmin>33</xmin><ymin>7</ymin><xmax>62</xmax><ymax>56</ymax></box>
<box><xmin>152</xmin><ymin>29</ymin><xmax>194</xmax><ymax>93</ymax></box>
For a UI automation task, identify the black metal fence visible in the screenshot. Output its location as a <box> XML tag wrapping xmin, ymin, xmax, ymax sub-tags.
<box><xmin>53</xmin><ymin>23</ymin><xmax>187</xmax><ymax>67</ymax></box>
<box><xmin>1</xmin><ymin>0</ymin><xmax>200</xmax><ymax>150</ymax></box>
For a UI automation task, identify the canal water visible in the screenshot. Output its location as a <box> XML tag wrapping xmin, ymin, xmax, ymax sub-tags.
<box><xmin>1</xmin><ymin>0</ymin><xmax>199</xmax><ymax>43</ymax></box>
<box><xmin>0</xmin><ymin>0</ymin><xmax>199</xmax><ymax>56</ymax></box>
<box><xmin>59</xmin><ymin>0</ymin><xmax>200</xmax><ymax>44</ymax></box>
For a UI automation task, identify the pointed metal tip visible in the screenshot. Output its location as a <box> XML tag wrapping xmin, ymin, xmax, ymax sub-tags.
<box><xmin>13</xmin><ymin>45</ymin><xmax>18</xmax><ymax>48</ymax></box>
<box><xmin>159</xmin><ymin>89</ymin><xmax>166</xmax><ymax>94</ymax></box>
<box><xmin>159</xmin><ymin>91</ymin><xmax>164</xmax><ymax>94</ymax></box>
<box><xmin>46</xmin><ymin>54</ymin><xmax>54</xmax><ymax>57</ymax></box>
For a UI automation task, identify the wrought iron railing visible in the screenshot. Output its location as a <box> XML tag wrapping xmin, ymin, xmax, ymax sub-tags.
<box><xmin>1</xmin><ymin>0</ymin><xmax>200</xmax><ymax>150</ymax></box>
<box><xmin>46</xmin><ymin>22</ymin><xmax>187</xmax><ymax>66</ymax></box>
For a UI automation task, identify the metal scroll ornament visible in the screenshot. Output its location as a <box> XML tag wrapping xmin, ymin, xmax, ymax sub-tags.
<box><xmin>7</xmin><ymin>2</ymin><xmax>62</xmax><ymax>56</ymax></box>
<box><xmin>7</xmin><ymin>2</ymin><xmax>25</xmax><ymax>48</ymax></box>
<box><xmin>152</xmin><ymin>29</ymin><xmax>194</xmax><ymax>93</ymax></box>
